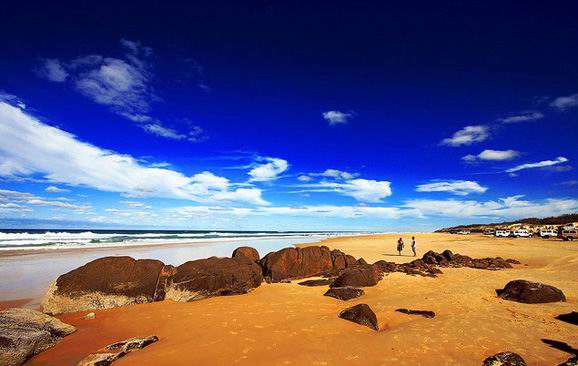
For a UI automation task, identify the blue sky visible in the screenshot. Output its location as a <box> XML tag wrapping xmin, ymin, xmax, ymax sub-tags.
<box><xmin>0</xmin><ymin>1</ymin><xmax>577</xmax><ymax>231</ymax></box>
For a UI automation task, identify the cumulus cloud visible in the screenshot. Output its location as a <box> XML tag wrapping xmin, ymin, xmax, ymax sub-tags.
<box><xmin>45</xmin><ymin>186</ymin><xmax>70</xmax><ymax>193</ymax></box>
<box><xmin>416</xmin><ymin>180</ymin><xmax>488</xmax><ymax>196</ymax></box>
<box><xmin>550</xmin><ymin>93</ymin><xmax>578</xmax><ymax>111</ymax></box>
<box><xmin>36</xmin><ymin>40</ymin><xmax>204</xmax><ymax>142</ymax></box>
<box><xmin>295</xmin><ymin>178</ymin><xmax>392</xmax><ymax>203</ymax></box>
<box><xmin>506</xmin><ymin>156</ymin><xmax>569</xmax><ymax>173</ymax></box>
<box><xmin>322</xmin><ymin>110</ymin><xmax>355</xmax><ymax>125</ymax></box>
<box><xmin>0</xmin><ymin>101</ymin><xmax>267</xmax><ymax>206</ymax></box>
<box><xmin>311</xmin><ymin>169</ymin><xmax>359</xmax><ymax>180</ymax></box>
<box><xmin>248</xmin><ymin>157</ymin><xmax>289</xmax><ymax>182</ymax></box>
<box><xmin>498</xmin><ymin>110</ymin><xmax>544</xmax><ymax>123</ymax></box>
<box><xmin>441</xmin><ymin>125</ymin><xmax>490</xmax><ymax>146</ymax></box>
<box><xmin>462</xmin><ymin>149</ymin><xmax>520</xmax><ymax>162</ymax></box>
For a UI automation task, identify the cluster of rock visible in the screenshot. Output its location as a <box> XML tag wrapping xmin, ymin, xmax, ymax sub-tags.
<box><xmin>77</xmin><ymin>335</ymin><xmax>158</xmax><ymax>366</ymax></box>
<box><xmin>483</xmin><ymin>352</ymin><xmax>527</xmax><ymax>366</ymax></box>
<box><xmin>0</xmin><ymin>308</ymin><xmax>76</xmax><ymax>366</ymax></box>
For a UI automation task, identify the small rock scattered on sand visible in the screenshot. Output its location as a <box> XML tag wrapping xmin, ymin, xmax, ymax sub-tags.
<box><xmin>77</xmin><ymin>335</ymin><xmax>158</xmax><ymax>366</ymax></box>
<box><xmin>83</xmin><ymin>312</ymin><xmax>96</xmax><ymax>320</ymax></box>
<box><xmin>324</xmin><ymin>287</ymin><xmax>365</xmax><ymax>301</ymax></box>
<box><xmin>483</xmin><ymin>352</ymin><xmax>527</xmax><ymax>366</ymax></box>
<box><xmin>395</xmin><ymin>308</ymin><xmax>436</xmax><ymax>318</ymax></box>
<box><xmin>338</xmin><ymin>304</ymin><xmax>379</xmax><ymax>331</ymax></box>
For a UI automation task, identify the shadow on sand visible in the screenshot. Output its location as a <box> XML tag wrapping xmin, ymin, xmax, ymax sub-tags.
<box><xmin>382</xmin><ymin>253</ymin><xmax>417</xmax><ymax>258</ymax></box>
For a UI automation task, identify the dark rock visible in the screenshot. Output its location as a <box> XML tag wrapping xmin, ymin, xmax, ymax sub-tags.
<box><xmin>165</xmin><ymin>256</ymin><xmax>263</xmax><ymax>301</ymax></box>
<box><xmin>0</xmin><ymin>308</ymin><xmax>76</xmax><ymax>366</ymax></box>
<box><xmin>556</xmin><ymin>311</ymin><xmax>578</xmax><ymax>326</ymax></box>
<box><xmin>395</xmin><ymin>308</ymin><xmax>436</xmax><ymax>318</ymax></box>
<box><xmin>153</xmin><ymin>265</ymin><xmax>177</xmax><ymax>302</ymax></box>
<box><xmin>232</xmin><ymin>246</ymin><xmax>260</xmax><ymax>263</ymax></box>
<box><xmin>483</xmin><ymin>352</ymin><xmax>527</xmax><ymax>366</ymax></box>
<box><xmin>42</xmin><ymin>256</ymin><xmax>166</xmax><ymax>314</ymax></box>
<box><xmin>77</xmin><ymin>335</ymin><xmax>158</xmax><ymax>366</ymax></box>
<box><xmin>442</xmin><ymin>249</ymin><xmax>455</xmax><ymax>261</ymax></box>
<box><xmin>324</xmin><ymin>287</ymin><xmax>365</xmax><ymax>300</ymax></box>
<box><xmin>338</xmin><ymin>304</ymin><xmax>379</xmax><ymax>331</ymax></box>
<box><xmin>258</xmin><ymin>246</ymin><xmax>335</xmax><ymax>282</ymax></box>
<box><xmin>497</xmin><ymin>280</ymin><xmax>566</xmax><ymax>304</ymax></box>
<box><xmin>330</xmin><ymin>265</ymin><xmax>382</xmax><ymax>288</ymax></box>
<box><xmin>506</xmin><ymin>258</ymin><xmax>522</xmax><ymax>265</ymax></box>
<box><xmin>298</xmin><ymin>279</ymin><xmax>333</xmax><ymax>287</ymax></box>
<box><xmin>357</xmin><ymin>258</ymin><xmax>368</xmax><ymax>265</ymax></box>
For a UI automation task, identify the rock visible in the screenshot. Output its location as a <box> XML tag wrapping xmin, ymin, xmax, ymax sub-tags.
<box><xmin>331</xmin><ymin>249</ymin><xmax>358</xmax><ymax>270</ymax></box>
<box><xmin>152</xmin><ymin>265</ymin><xmax>177</xmax><ymax>302</ymax></box>
<box><xmin>0</xmin><ymin>308</ymin><xmax>76</xmax><ymax>366</ymax></box>
<box><xmin>395</xmin><ymin>308</ymin><xmax>435</xmax><ymax>318</ymax></box>
<box><xmin>506</xmin><ymin>259</ymin><xmax>522</xmax><ymax>265</ymax></box>
<box><xmin>497</xmin><ymin>280</ymin><xmax>566</xmax><ymax>304</ymax></box>
<box><xmin>483</xmin><ymin>352</ymin><xmax>527</xmax><ymax>366</ymax></box>
<box><xmin>298</xmin><ymin>279</ymin><xmax>333</xmax><ymax>286</ymax></box>
<box><xmin>357</xmin><ymin>258</ymin><xmax>368</xmax><ymax>265</ymax></box>
<box><xmin>83</xmin><ymin>312</ymin><xmax>96</xmax><ymax>320</ymax></box>
<box><xmin>259</xmin><ymin>246</ymin><xmax>337</xmax><ymax>282</ymax></box>
<box><xmin>330</xmin><ymin>265</ymin><xmax>382</xmax><ymax>288</ymax></box>
<box><xmin>164</xmin><ymin>257</ymin><xmax>263</xmax><ymax>302</ymax></box>
<box><xmin>324</xmin><ymin>287</ymin><xmax>364</xmax><ymax>300</ymax></box>
<box><xmin>77</xmin><ymin>335</ymin><xmax>158</xmax><ymax>366</ymax></box>
<box><xmin>559</xmin><ymin>356</ymin><xmax>578</xmax><ymax>366</ymax></box>
<box><xmin>42</xmin><ymin>256</ymin><xmax>166</xmax><ymax>314</ymax></box>
<box><xmin>338</xmin><ymin>304</ymin><xmax>379</xmax><ymax>331</ymax></box>
<box><xmin>442</xmin><ymin>249</ymin><xmax>455</xmax><ymax>261</ymax></box>
<box><xmin>556</xmin><ymin>311</ymin><xmax>578</xmax><ymax>326</ymax></box>
<box><xmin>232</xmin><ymin>247</ymin><xmax>260</xmax><ymax>263</ymax></box>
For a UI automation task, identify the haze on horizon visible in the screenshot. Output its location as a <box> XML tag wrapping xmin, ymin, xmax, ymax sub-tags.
<box><xmin>0</xmin><ymin>1</ymin><xmax>577</xmax><ymax>231</ymax></box>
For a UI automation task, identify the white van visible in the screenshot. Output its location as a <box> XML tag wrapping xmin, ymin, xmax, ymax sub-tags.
<box><xmin>540</xmin><ymin>229</ymin><xmax>557</xmax><ymax>238</ymax></box>
<box><xmin>495</xmin><ymin>230</ymin><xmax>511</xmax><ymax>237</ymax></box>
<box><xmin>512</xmin><ymin>229</ymin><xmax>530</xmax><ymax>238</ymax></box>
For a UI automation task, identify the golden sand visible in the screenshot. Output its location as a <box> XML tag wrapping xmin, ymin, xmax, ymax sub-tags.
<box><xmin>25</xmin><ymin>233</ymin><xmax>578</xmax><ymax>365</ymax></box>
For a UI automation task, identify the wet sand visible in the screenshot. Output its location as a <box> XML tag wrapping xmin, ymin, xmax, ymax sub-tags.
<box><xmin>17</xmin><ymin>233</ymin><xmax>578</xmax><ymax>365</ymax></box>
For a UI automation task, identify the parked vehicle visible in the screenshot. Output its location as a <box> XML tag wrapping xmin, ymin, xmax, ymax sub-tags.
<box><xmin>495</xmin><ymin>230</ymin><xmax>511</xmax><ymax>237</ymax></box>
<box><xmin>456</xmin><ymin>230</ymin><xmax>470</xmax><ymax>235</ymax></box>
<box><xmin>512</xmin><ymin>229</ymin><xmax>530</xmax><ymax>238</ymax></box>
<box><xmin>559</xmin><ymin>227</ymin><xmax>578</xmax><ymax>241</ymax></box>
<box><xmin>540</xmin><ymin>229</ymin><xmax>557</xmax><ymax>238</ymax></box>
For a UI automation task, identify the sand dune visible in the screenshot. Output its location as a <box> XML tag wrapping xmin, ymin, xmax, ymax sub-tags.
<box><xmin>26</xmin><ymin>233</ymin><xmax>577</xmax><ymax>365</ymax></box>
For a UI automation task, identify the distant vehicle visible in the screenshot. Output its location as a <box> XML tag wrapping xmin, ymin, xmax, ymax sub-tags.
<box><xmin>512</xmin><ymin>229</ymin><xmax>530</xmax><ymax>238</ymax></box>
<box><xmin>495</xmin><ymin>230</ymin><xmax>511</xmax><ymax>237</ymax></box>
<box><xmin>456</xmin><ymin>230</ymin><xmax>470</xmax><ymax>235</ymax></box>
<box><xmin>540</xmin><ymin>229</ymin><xmax>557</xmax><ymax>238</ymax></box>
<box><xmin>559</xmin><ymin>227</ymin><xmax>578</xmax><ymax>241</ymax></box>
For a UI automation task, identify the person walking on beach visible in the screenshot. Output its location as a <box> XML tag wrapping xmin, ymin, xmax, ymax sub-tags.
<box><xmin>411</xmin><ymin>236</ymin><xmax>417</xmax><ymax>257</ymax></box>
<box><xmin>397</xmin><ymin>237</ymin><xmax>404</xmax><ymax>256</ymax></box>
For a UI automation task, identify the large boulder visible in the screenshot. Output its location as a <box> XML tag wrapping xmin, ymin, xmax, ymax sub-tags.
<box><xmin>164</xmin><ymin>257</ymin><xmax>263</xmax><ymax>302</ymax></box>
<box><xmin>259</xmin><ymin>246</ymin><xmax>336</xmax><ymax>282</ymax></box>
<box><xmin>42</xmin><ymin>256</ymin><xmax>165</xmax><ymax>314</ymax></box>
<box><xmin>483</xmin><ymin>352</ymin><xmax>527</xmax><ymax>366</ymax></box>
<box><xmin>338</xmin><ymin>304</ymin><xmax>379</xmax><ymax>331</ymax></box>
<box><xmin>77</xmin><ymin>335</ymin><xmax>158</xmax><ymax>366</ymax></box>
<box><xmin>497</xmin><ymin>280</ymin><xmax>566</xmax><ymax>304</ymax></box>
<box><xmin>330</xmin><ymin>265</ymin><xmax>382</xmax><ymax>288</ymax></box>
<box><xmin>0</xmin><ymin>308</ymin><xmax>76</xmax><ymax>366</ymax></box>
<box><xmin>232</xmin><ymin>247</ymin><xmax>260</xmax><ymax>263</ymax></box>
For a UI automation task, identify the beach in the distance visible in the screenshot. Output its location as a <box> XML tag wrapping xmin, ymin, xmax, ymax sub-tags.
<box><xmin>3</xmin><ymin>232</ymin><xmax>576</xmax><ymax>366</ymax></box>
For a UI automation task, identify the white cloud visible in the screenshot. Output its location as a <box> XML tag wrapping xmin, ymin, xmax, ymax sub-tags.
<box><xmin>462</xmin><ymin>149</ymin><xmax>520</xmax><ymax>162</ymax></box>
<box><xmin>498</xmin><ymin>110</ymin><xmax>544</xmax><ymax>123</ymax></box>
<box><xmin>120</xmin><ymin>200</ymin><xmax>148</xmax><ymax>208</ymax></box>
<box><xmin>322</xmin><ymin>110</ymin><xmax>355</xmax><ymax>125</ymax></box>
<box><xmin>248</xmin><ymin>157</ymin><xmax>289</xmax><ymax>182</ymax></box>
<box><xmin>506</xmin><ymin>156</ymin><xmax>569</xmax><ymax>173</ymax></box>
<box><xmin>314</xmin><ymin>169</ymin><xmax>358</xmax><ymax>180</ymax></box>
<box><xmin>0</xmin><ymin>189</ymin><xmax>89</xmax><ymax>212</ymax></box>
<box><xmin>405</xmin><ymin>196</ymin><xmax>578</xmax><ymax>219</ymax></box>
<box><xmin>36</xmin><ymin>40</ymin><xmax>203</xmax><ymax>142</ymax></box>
<box><xmin>295</xmin><ymin>178</ymin><xmax>392</xmax><ymax>203</ymax></box>
<box><xmin>36</xmin><ymin>59</ymin><xmax>69</xmax><ymax>82</ymax></box>
<box><xmin>550</xmin><ymin>93</ymin><xmax>578</xmax><ymax>111</ymax></box>
<box><xmin>441</xmin><ymin>125</ymin><xmax>490</xmax><ymax>146</ymax></box>
<box><xmin>0</xmin><ymin>102</ymin><xmax>267</xmax><ymax>206</ymax></box>
<box><xmin>297</xmin><ymin>175</ymin><xmax>313</xmax><ymax>182</ymax></box>
<box><xmin>416</xmin><ymin>180</ymin><xmax>488</xmax><ymax>196</ymax></box>
<box><xmin>45</xmin><ymin>186</ymin><xmax>70</xmax><ymax>193</ymax></box>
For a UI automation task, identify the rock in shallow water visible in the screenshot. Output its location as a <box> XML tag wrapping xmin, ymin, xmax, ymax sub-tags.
<box><xmin>0</xmin><ymin>308</ymin><xmax>76</xmax><ymax>366</ymax></box>
<box><xmin>483</xmin><ymin>352</ymin><xmax>527</xmax><ymax>366</ymax></box>
<box><xmin>497</xmin><ymin>280</ymin><xmax>566</xmax><ymax>304</ymax></box>
<box><xmin>338</xmin><ymin>303</ymin><xmax>379</xmax><ymax>331</ymax></box>
<box><xmin>324</xmin><ymin>287</ymin><xmax>365</xmax><ymax>300</ymax></box>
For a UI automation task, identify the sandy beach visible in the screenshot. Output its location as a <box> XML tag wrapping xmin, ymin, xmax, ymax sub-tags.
<box><xmin>3</xmin><ymin>233</ymin><xmax>574</xmax><ymax>365</ymax></box>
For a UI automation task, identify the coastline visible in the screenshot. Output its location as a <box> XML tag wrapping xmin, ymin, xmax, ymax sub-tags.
<box><xmin>19</xmin><ymin>232</ymin><xmax>577</xmax><ymax>366</ymax></box>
